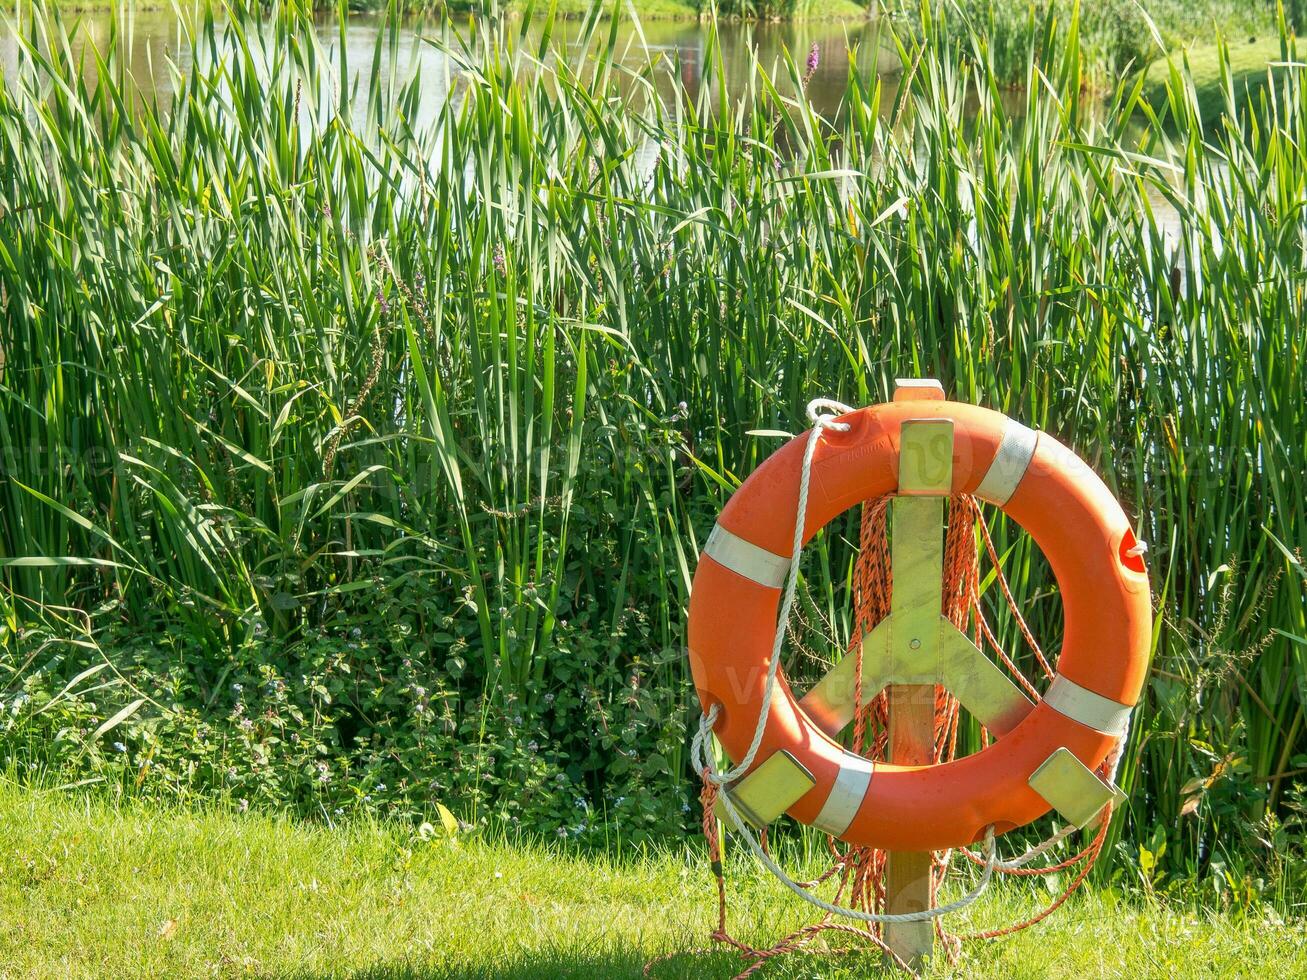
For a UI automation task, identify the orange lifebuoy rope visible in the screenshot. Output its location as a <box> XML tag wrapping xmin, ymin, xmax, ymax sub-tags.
<box><xmin>648</xmin><ymin>491</ymin><xmax>1116</xmax><ymax>979</ymax></box>
<box><xmin>653</xmin><ymin>395</ymin><xmax>1150</xmax><ymax>977</ymax></box>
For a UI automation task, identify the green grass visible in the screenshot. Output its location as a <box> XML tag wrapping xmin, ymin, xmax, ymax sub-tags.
<box><xmin>1143</xmin><ymin>37</ymin><xmax>1290</xmax><ymax>127</ymax></box>
<box><xmin>1</xmin><ymin>782</ymin><xmax>1303</xmax><ymax>979</ymax></box>
<box><xmin>1</xmin><ymin>0</ymin><xmax>1305</xmax><ymax>895</ymax></box>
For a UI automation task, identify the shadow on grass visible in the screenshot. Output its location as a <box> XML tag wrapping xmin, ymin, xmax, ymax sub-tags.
<box><xmin>269</xmin><ymin>946</ymin><xmax>896</xmax><ymax>979</ymax></box>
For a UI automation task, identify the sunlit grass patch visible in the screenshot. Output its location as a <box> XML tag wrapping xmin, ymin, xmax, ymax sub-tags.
<box><xmin>1142</xmin><ymin>36</ymin><xmax>1293</xmax><ymax>127</ymax></box>
<box><xmin>0</xmin><ymin>783</ymin><xmax>1304</xmax><ymax>978</ymax></box>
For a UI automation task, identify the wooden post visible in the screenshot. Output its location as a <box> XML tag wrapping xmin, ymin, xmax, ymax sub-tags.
<box><xmin>883</xmin><ymin>382</ymin><xmax>952</xmax><ymax>969</ymax></box>
<box><xmin>885</xmin><ymin>687</ymin><xmax>935</xmax><ymax>966</ymax></box>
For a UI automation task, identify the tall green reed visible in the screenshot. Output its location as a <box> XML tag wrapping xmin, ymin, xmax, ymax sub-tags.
<box><xmin>0</xmin><ymin>0</ymin><xmax>1303</xmax><ymax>888</ymax></box>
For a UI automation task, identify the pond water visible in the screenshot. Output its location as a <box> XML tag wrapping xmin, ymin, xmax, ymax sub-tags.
<box><xmin>0</xmin><ymin>6</ymin><xmax>1180</xmax><ymax>239</ymax></box>
<box><xmin>0</xmin><ymin>5</ymin><xmax>898</xmax><ymax>120</ymax></box>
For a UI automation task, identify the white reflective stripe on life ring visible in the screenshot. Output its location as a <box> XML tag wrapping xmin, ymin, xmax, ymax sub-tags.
<box><xmin>702</xmin><ymin>523</ymin><xmax>791</xmax><ymax>589</ymax></box>
<box><xmin>1043</xmin><ymin>675</ymin><xmax>1133</xmax><ymax>736</ymax></box>
<box><xmin>974</xmin><ymin>421</ymin><xmax>1038</xmax><ymax>506</ymax></box>
<box><xmin>811</xmin><ymin>753</ymin><xmax>873</xmax><ymax>836</ymax></box>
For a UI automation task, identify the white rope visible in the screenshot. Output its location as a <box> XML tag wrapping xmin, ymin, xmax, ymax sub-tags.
<box><xmin>988</xmin><ymin>821</ymin><xmax>1078</xmax><ymax>870</ymax></box>
<box><xmin>703</xmin><ymin>398</ymin><xmax>852</xmax><ymax>786</ymax></box>
<box><xmin>1105</xmin><ymin>711</ymin><xmax>1133</xmax><ymax>787</ymax></box>
<box><xmin>692</xmin><ymin>394</ymin><xmax>1125</xmax><ymax>923</ymax></box>
<box><xmin>692</xmin><ymin>707</ymin><xmax>1000</xmax><ymax>923</ymax></box>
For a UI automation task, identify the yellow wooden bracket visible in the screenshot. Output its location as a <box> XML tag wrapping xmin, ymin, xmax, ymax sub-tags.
<box><xmin>1028</xmin><ymin>747</ymin><xmax>1125</xmax><ymax>828</ymax></box>
<box><xmin>801</xmin><ymin>619</ymin><xmax>1035</xmax><ymax>738</ymax></box>
<box><xmin>799</xmin><ymin>416</ymin><xmax>1034</xmax><ymax>738</ymax></box>
<box><xmin>728</xmin><ymin>379</ymin><xmax>1111</xmax><ymax>841</ymax></box>
<box><xmin>724</xmin><ymin>750</ymin><xmax>815</xmax><ymax>829</ymax></box>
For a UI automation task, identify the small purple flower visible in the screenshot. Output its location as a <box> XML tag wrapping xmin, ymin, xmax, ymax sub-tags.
<box><xmin>493</xmin><ymin>242</ymin><xmax>506</xmax><ymax>276</ymax></box>
<box><xmin>805</xmin><ymin>43</ymin><xmax>820</xmax><ymax>79</ymax></box>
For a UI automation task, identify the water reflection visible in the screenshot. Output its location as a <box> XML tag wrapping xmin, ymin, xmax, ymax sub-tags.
<box><xmin>0</xmin><ymin>5</ymin><xmax>1181</xmax><ymax>239</ymax></box>
<box><xmin>0</xmin><ymin>5</ymin><xmax>894</xmax><ymax>122</ymax></box>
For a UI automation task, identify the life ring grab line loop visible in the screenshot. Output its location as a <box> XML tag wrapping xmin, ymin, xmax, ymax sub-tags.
<box><xmin>702</xmin><ymin>522</ymin><xmax>791</xmax><ymax>590</ymax></box>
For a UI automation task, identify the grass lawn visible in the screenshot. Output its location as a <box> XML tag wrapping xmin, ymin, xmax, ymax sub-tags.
<box><xmin>1141</xmin><ymin>37</ymin><xmax>1293</xmax><ymax>126</ymax></box>
<box><xmin>1</xmin><ymin>783</ymin><xmax>1303</xmax><ymax>978</ymax></box>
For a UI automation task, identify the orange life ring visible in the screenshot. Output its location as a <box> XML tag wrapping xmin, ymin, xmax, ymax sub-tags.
<box><xmin>687</xmin><ymin>399</ymin><xmax>1151</xmax><ymax>852</ymax></box>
